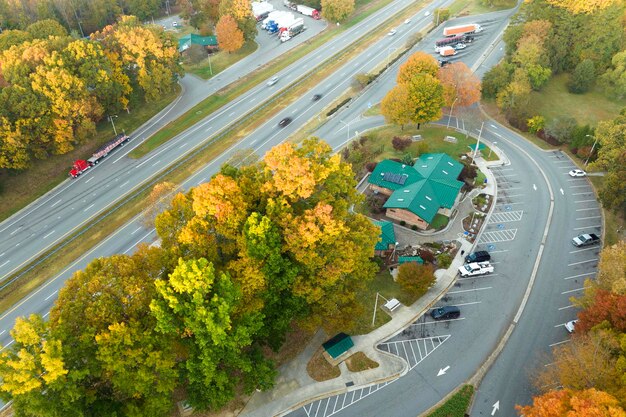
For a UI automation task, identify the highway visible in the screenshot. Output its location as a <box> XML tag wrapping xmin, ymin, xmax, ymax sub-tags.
<box><xmin>0</xmin><ymin>0</ymin><xmax>438</xmax><ymax>283</ymax></box>
<box><xmin>0</xmin><ymin>2</ymin><xmax>599</xmax><ymax>416</ymax></box>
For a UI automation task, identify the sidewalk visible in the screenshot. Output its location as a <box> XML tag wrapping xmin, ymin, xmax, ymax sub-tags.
<box><xmin>238</xmin><ymin>148</ymin><xmax>503</xmax><ymax>417</ymax></box>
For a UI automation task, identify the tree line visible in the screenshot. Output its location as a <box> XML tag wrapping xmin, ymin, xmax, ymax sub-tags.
<box><xmin>0</xmin><ymin>139</ymin><xmax>380</xmax><ymax>416</ymax></box>
<box><xmin>518</xmin><ymin>241</ymin><xmax>626</xmax><ymax>416</ymax></box>
<box><xmin>0</xmin><ymin>16</ymin><xmax>182</xmax><ymax>170</ymax></box>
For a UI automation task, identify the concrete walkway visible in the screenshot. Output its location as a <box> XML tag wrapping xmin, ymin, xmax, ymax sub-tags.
<box><xmin>239</xmin><ymin>150</ymin><xmax>505</xmax><ymax>417</ymax></box>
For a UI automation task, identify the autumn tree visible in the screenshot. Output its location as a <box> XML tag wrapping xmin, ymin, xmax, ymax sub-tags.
<box><xmin>545</xmin><ymin>0</ymin><xmax>623</xmax><ymax>14</ymax></box>
<box><xmin>438</xmin><ymin>61</ymin><xmax>481</xmax><ymax>107</ymax></box>
<box><xmin>576</xmin><ymin>287</ymin><xmax>626</xmax><ymax>333</ymax></box>
<box><xmin>26</xmin><ymin>19</ymin><xmax>67</xmax><ymax>39</ymax></box>
<box><xmin>396</xmin><ymin>263</ymin><xmax>435</xmax><ymax>297</ymax></box>
<box><xmin>150</xmin><ymin>257</ymin><xmax>276</xmax><ymax>410</ymax></box>
<box><xmin>219</xmin><ymin>0</ymin><xmax>257</xmax><ymax>40</ymax></box>
<box><xmin>321</xmin><ymin>0</ymin><xmax>355</xmax><ymax>22</ymax></box>
<box><xmin>397</xmin><ymin>51</ymin><xmax>440</xmax><ymax>84</ymax></box>
<box><xmin>517</xmin><ymin>388</ymin><xmax>626</xmax><ymax>417</ymax></box>
<box><xmin>216</xmin><ymin>14</ymin><xmax>245</xmax><ymax>53</ymax></box>
<box><xmin>381</xmin><ymin>84</ymin><xmax>413</xmax><ymax>129</ymax></box>
<box><xmin>143</xmin><ymin>181</ymin><xmax>178</xmax><ymax>227</ymax></box>
<box><xmin>596</xmin><ymin>241</ymin><xmax>626</xmax><ymax>294</ymax></box>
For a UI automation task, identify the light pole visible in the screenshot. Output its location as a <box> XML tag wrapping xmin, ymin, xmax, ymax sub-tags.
<box><xmin>584</xmin><ymin>134</ymin><xmax>598</xmax><ymax>166</ymax></box>
<box><xmin>488</xmin><ymin>141</ymin><xmax>497</xmax><ymax>158</ymax></box>
<box><xmin>340</xmin><ymin>119</ymin><xmax>351</xmax><ymax>142</ymax></box>
<box><xmin>470</xmin><ymin>122</ymin><xmax>484</xmax><ymax>166</ymax></box>
<box><xmin>446</xmin><ymin>97</ymin><xmax>458</xmax><ymax>129</ymax></box>
<box><xmin>108</xmin><ymin>115</ymin><xmax>118</xmax><ymax>136</ymax></box>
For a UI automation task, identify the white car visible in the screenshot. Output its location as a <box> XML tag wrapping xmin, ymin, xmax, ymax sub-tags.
<box><xmin>404</xmin><ymin>18</ymin><xmax>411</xmax><ymax>24</ymax></box>
<box><xmin>267</xmin><ymin>76</ymin><xmax>279</xmax><ymax>86</ymax></box>
<box><xmin>565</xmin><ymin>319</ymin><xmax>578</xmax><ymax>333</ymax></box>
<box><xmin>424</xmin><ymin>11</ymin><xmax>431</xmax><ymax>16</ymax></box>
<box><xmin>388</xmin><ymin>29</ymin><xmax>397</xmax><ymax>36</ymax></box>
<box><xmin>569</xmin><ymin>169</ymin><xmax>587</xmax><ymax>177</ymax></box>
<box><xmin>458</xmin><ymin>261</ymin><xmax>494</xmax><ymax>277</ymax></box>
<box><xmin>172</xmin><ymin>21</ymin><xmax>179</xmax><ymax>27</ymax></box>
<box><xmin>454</xmin><ymin>43</ymin><xmax>467</xmax><ymax>50</ymax></box>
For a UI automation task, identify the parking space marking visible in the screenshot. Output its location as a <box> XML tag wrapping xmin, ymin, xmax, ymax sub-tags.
<box><xmin>576</xmin><ymin>216</ymin><xmax>601</xmax><ymax>221</ymax></box>
<box><xmin>569</xmin><ymin>247</ymin><xmax>598</xmax><ymax>254</ymax></box>
<box><xmin>564</xmin><ymin>272</ymin><xmax>595</xmax><ymax>280</ymax></box>
<box><xmin>301</xmin><ymin>336</ymin><xmax>450</xmax><ymax>417</ymax></box>
<box><xmin>570</xmin><ymin>185</ymin><xmax>590</xmax><ymax>188</ymax></box>
<box><xmin>447</xmin><ymin>286</ymin><xmax>492</xmax><ymax>294</ymax></box>
<box><xmin>567</xmin><ymin>258</ymin><xmax>597</xmax><ymax>266</ymax></box>
<box><xmin>562</xmin><ymin>287</ymin><xmax>588</xmax><ymax>295</ymax></box>
<box><xmin>574</xmin><ymin>200</ymin><xmax>596</xmax><ymax>203</ymax></box>
<box><xmin>573</xmin><ymin>192</ymin><xmax>592</xmax><ymax>195</ymax></box>
<box><xmin>574</xmin><ymin>225</ymin><xmax>601</xmax><ymax>230</ymax></box>
<box><xmin>488</xmin><ymin>249</ymin><xmax>509</xmax><ymax>253</ymax></box>
<box><xmin>478</xmin><ymin>229</ymin><xmax>517</xmax><ymax>244</ymax></box>
<box><xmin>489</xmin><ymin>210</ymin><xmax>523</xmax><ymax>223</ymax></box>
<box><xmin>558</xmin><ymin>304</ymin><xmax>575</xmax><ymax>310</ymax></box>
<box><xmin>575</xmin><ymin>207</ymin><xmax>599</xmax><ymax>212</ymax></box>
<box><xmin>549</xmin><ymin>340</ymin><xmax>571</xmax><ymax>347</ymax></box>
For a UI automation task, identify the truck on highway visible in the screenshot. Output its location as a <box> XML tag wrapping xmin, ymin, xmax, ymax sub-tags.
<box><xmin>69</xmin><ymin>133</ymin><xmax>130</xmax><ymax>178</ymax></box>
<box><xmin>572</xmin><ymin>233</ymin><xmax>600</xmax><ymax>247</ymax></box>
<box><xmin>435</xmin><ymin>34</ymin><xmax>472</xmax><ymax>50</ymax></box>
<box><xmin>438</xmin><ymin>46</ymin><xmax>456</xmax><ymax>57</ymax></box>
<box><xmin>443</xmin><ymin>23</ymin><xmax>482</xmax><ymax>37</ymax></box>
<box><xmin>458</xmin><ymin>261</ymin><xmax>494</xmax><ymax>277</ymax></box>
<box><xmin>280</xmin><ymin>19</ymin><xmax>305</xmax><ymax>41</ymax></box>
<box><xmin>295</xmin><ymin>4</ymin><xmax>320</xmax><ymax>19</ymax></box>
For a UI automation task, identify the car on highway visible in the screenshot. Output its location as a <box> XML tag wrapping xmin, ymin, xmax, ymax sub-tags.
<box><xmin>430</xmin><ymin>306</ymin><xmax>460</xmax><ymax>320</ymax></box>
<box><xmin>454</xmin><ymin>43</ymin><xmax>467</xmax><ymax>50</ymax></box>
<box><xmin>438</xmin><ymin>59</ymin><xmax>450</xmax><ymax>67</ymax></box>
<box><xmin>569</xmin><ymin>169</ymin><xmax>586</xmax><ymax>177</ymax></box>
<box><xmin>465</xmin><ymin>250</ymin><xmax>491</xmax><ymax>264</ymax></box>
<box><xmin>404</xmin><ymin>18</ymin><xmax>411</xmax><ymax>24</ymax></box>
<box><xmin>565</xmin><ymin>319</ymin><xmax>578</xmax><ymax>333</ymax></box>
<box><xmin>267</xmin><ymin>76</ymin><xmax>279</xmax><ymax>86</ymax></box>
<box><xmin>312</xmin><ymin>94</ymin><xmax>322</xmax><ymax>101</ymax></box>
<box><xmin>278</xmin><ymin>117</ymin><xmax>292</xmax><ymax>127</ymax></box>
<box><xmin>388</xmin><ymin>29</ymin><xmax>396</xmax><ymax>36</ymax></box>
<box><xmin>424</xmin><ymin>11</ymin><xmax>431</xmax><ymax>16</ymax></box>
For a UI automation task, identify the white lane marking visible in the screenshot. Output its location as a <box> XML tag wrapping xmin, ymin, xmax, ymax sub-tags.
<box><xmin>564</xmin><ymin>272</ymin><xmax>594</xmax><ymax>280</ymax></box>
<box><xmin>533</xmin><ymin>184</ymin><xmax>537</xmax><ymax>190</ymax></box>
<box><xmin>229</xmin><ymin>111</ymin><xmax>235</xmax><ymax>117</ymax></box>
<box><xmin>570</xmin><ymin>247</ymin><xmax>598</xmax><ymax>254</ymax></box>
<box><xmin>120</xmin><ymin>181</ymin><xmax>129</xmax><ymax>188</ymax></box>
<box><xmin>0</xmin><ymin>330</ymin><xmax>5</xmax><ymax>336</ymax></box>
<box><xmin>249</xmin><ymin>97</ymin><xmax>256</xmax><ymax>102</ymax></box>
<box><xmin>131</xmin><ymin>227</ymin><xmax>142</xmax><ymax>235</ymax></box>
<box><xmin>558</xmin><ymin>305</ymin><xmax>575</xmax><ymax>310</ymax></box>
<box><xmin>152</xmin><ymin>160</ymin><xmax>161</xmax><ymax>167</ymax></box>
<box><xmin>447</xmin><ymin>286</ymin><xmax>492</xmax><ymax>294</ymax></box>
<box><xmin>575</xmin><ymin>207</ymin><xmax>598</xmax><ymax>211</ymax></box>
<box><xmin>10</xmin><ymin>226</ymin><xmax>22</xmax><ymax>235</ymax></box>
<box><xmin>123</xmin><ymin>230</ymin><xmax>154</xmax><ymax>255</ymax></box>
<box><xmin>204</xmin><ymin>125</ymin><xmax>212</xmax><ymax>132</ymax></box>
<box><xmin>85</xmin><ymin>177</ymin><xmax>94</xmax><ymax>184</ymax></box>
<box><xmin>490</xmin><ymin>124</ymin><xmax>497</xmax><ymax>129</ymax></box>
<box><xmin>50</xmin><ymin>199</ymin><xmax>62</xmax><ymax>208</ymax></box>
<box><xmin>83</xmin><ymin>204</ymin><xmax>94</xmax><ymax>212</ymax></box>
<box><xmin>573</xmin><ymin>225</ymin><xmax>601</xmax><ymax>231</ymax></box>
<box><xmin>574</xmin><ymin>200</ymin><xmax>596</xmax><ymax>203</ymax></box>
<box><xmin>560</xmin><ymin>188</ymin><xmax>564</xmax><ymax>195</ymax></box>
<box><xmin>576</xmin><ymin>216</ymin><xmax>601</xmax><ymax>220</ymax></box>
<box><xmin>43</xmin><ymin>230</ymin><xmax>55</xmax><ymax>239</ymax></box>
<box><xmin>0</xmin><ymin>340</ymin><xmax>14</xmax><ymax>351</ymax></box>
<box><xmin>179</xmin><ymin>143</ymin><xmax>188</xmax><ymax>149</ymax></box>
<box><xmin>549</xmin><ymin>340</ymin><xmax>571</xmax><ymax>347</ymax></box>
<box><xmin>567</xmin><ymin>258</ymin><xmax>598</xmax><ymax>266</ymax></box>
<box><xmin>0</xmin><ymin>260</ymin><xmax>10</xmax><ymax>268</ymax></box>
<box><xmin>573</xmin><ymin>192</ymin><xmax>592</xmax><ymax>195</ymax></box>
<box><xmin>45</xmin><ymin>290</ymin><xmax>58</xmax><ymax>301</ymax></box>
<box><xmin>570</xmin><ymin>185</ymin><xmax>589</xmax><ymax>188</ymax></box>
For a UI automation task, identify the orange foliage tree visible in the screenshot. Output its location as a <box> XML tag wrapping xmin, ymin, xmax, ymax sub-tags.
<box><xmin>438</xmin><ymin>61</ymin><xmax>481</xmax><ymax>107</ymax></box>
<box><xmin>216</xmin><ymin>14</ymin><xmax>244</xmax><ymax>53</ymax></box>
<box><xmin>517</xmin><ymin>388</ymin><xmax>626</xmax><ymax>416</ymax></box>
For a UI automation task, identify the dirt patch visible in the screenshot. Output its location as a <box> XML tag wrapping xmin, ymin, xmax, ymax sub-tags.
<box><xmin>345</xmin><ymin>352</ymin><xmax>379</xmax><ymax>372</ymax></box>
<box><xmin>307</xmin><ymin>347</ymin><xmax>341</xmax><ymax>382</ymax></box>
<box><xmin>263</xmin><ymin>324</ymin><xmax>315</xmax><ymax>367</ymax></box>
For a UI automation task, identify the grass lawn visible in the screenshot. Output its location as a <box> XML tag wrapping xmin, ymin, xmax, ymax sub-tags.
<box><xmin>345</xmin><ymin>352</ymin><xmax>379</xmax><ymax>372</ymax></box>
<box><xmin>426</xmin><ymin>385</ymin><xmax>474</xmax><ymax>417</ymax></box>
<box><xmin>529</xmin><ymin>74</ymin><xmax>626</xmax><ymax>126</ymax></box>
<box><xmin>185</xmin><ymin>41</ymin><xmax>258</xmax><ymax>80</ymax></box>
<box><xmin>430</xmin><ymin>214</ymin><xmax>450</xmax><ymax>229</ymax></box>
<box><xmin>307</xmin><ymin>347</ymin><xmax>341</xmax><ymax>381</ymax></box>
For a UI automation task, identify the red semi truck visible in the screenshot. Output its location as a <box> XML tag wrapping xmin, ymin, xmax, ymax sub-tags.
<box><xmin>69</xmin><ymin>133</ymin><xmax>130</xmax><ymax>178</ymax></box>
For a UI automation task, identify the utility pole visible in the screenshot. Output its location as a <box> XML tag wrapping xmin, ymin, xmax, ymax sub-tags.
<box><xmin>446</xmin><ymin>97</ymin><xmax>458</xmax><ymax>129</ymax></box>
<box><xmin>584</xmin><ymin>134</ymin><xmax>598</xmax><ymax>166</ymax></box>
<box><xmin>471</xmin><ymin>122</ymin><xmax>484</xmax><ymax>166</ymax></box>
<box><xmin>108</xmin><ymin>115</ymin><xmax>118</xmax><ymax>136</ymax></box>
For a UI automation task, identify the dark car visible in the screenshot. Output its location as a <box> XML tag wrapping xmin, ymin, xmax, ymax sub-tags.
<box><xmin>438</xmin><ymin>59</ymin><xmax>450</xmax><ymax>67</ymax></box>
<box><xmin>464</xmin><ymin>250</ymin><xmax>491</xmax><ymax>264</ymax></box>
<box><xmin>312</xmin><ymin>94</ymin><xmax>322</xmax><ymax>101</ymax></box>
<box><xmin>430</xmin><ymin>306</ymin><xmax>461</xmax><ymax>320</ymax></box>
<box><xmin>278</xmin><ymin>117</ymin><xmax>292</xmax><ymax>127</ymax></box>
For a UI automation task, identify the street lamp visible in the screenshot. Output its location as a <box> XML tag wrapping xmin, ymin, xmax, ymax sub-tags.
<box><xmin>488</xmin><ymin>142</ymin><xmax>497</xmax><ymax>158</ymax></box>
<box><xmin>470</xmin><ymin>122</ymin><xmax>484</xmax><ymax>166</ymax></box>
<box><xmin>108</xmin><ymin>115</ymin><xmax>118</xmax><ymax>136</ymax></box>
<box><xmin>207</xmin><ymin>52</ymin><xmax>213</xmax><ymax>76</ymax></box>
<box><xmin>340</xmin><ymin>119</ymin><xmax>351</xmax><ymax>142</ymax></box>
<box><xmin>584</xmin><ymin>134</ymin><xmax>598</xmax><ymax>166</ymax></box>
<box><xmin>446</xmin><ymin>97</ymin><xmax>458</xmax><ymax>129</ymax></box>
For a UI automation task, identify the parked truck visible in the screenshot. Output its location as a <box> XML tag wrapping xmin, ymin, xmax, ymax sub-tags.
<box><xmin>438</xmin><ymin>46</ymin><xmax>456</xmax><ymax>57</ymax></box>
<box><xmin>69</xmin><ymin>133</ymin><xmax>130</xmax><ymax>178</ymax></box>
<box><xmin>295</xmin><ymin>4</ymin><xmax>320</xmax><ymax>19</ymax></box>
<box><xmin>268</xmin><ymin>13</ymin><xmax>297</xmax><ymax>33</ymax></box>
<box><xmin>280</xmin><ymin>19</ymin><xmax>305</xmax><ymax>41</ymax></box>
<box><xmin>251</xmin><ymin>1</ymin><xmax>274</xmax><ymax>21</ymax></box>
<box><xmin>443</xmin><ymin>23</ymin><xmax>482</xmax><ymax>37</ymax></box>
<box><xmin>458</xmin><ymin>261</ymin><xmax>494</xmax><ymax>277</ymax></box>
<box><xmin>283</xmin><ymin>0</ymin><xmax>297</xmax><ymax>9</ymax></box>
<box><xmin>572</xmin><ymin>233</ymin><xmax>600</xmax><ymax>247</ymax></box>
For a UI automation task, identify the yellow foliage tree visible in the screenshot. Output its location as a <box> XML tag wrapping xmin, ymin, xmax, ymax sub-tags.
<box><xmin>545</xmin><ymin>0</ymin><xmax>622</xmax><ymax>14</ymax></box>
<box><xmin>381</xmin><ymin>84</ymin><xmax>413</xmax><ymax>129</ymax></box>
<box><xmin>321</xmin><ymin>0</ymin><xmax>355</xmax><ymax>22</ymax></box>
<box><xmin>216</xmin><ymin>14</ymin><xmax>245</xmax><ymax>53</ymax></box>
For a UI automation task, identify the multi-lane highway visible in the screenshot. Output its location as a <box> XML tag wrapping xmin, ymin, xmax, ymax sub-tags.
<box><xmin>0</xmin><ymin>1</ymin><xmax>599</xmax><ymax>416</ymax></box>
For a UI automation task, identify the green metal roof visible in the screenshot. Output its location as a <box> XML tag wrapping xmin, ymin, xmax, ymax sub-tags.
<box><xmin>179</xmin><ymin>34</ymin><xmax>218</xmax><ymax>51</ymax></box>
<box><xmin>373</xmin><ymin>154</ymin><xmax>464</xmax><ymax>223</ymax></box>
<box><xmin>374</xmin><ymin>221</ymin><xmax>396</xmax><ymax>251</ymax></box>
<box><xmin>368</xmin><ymin>160</ymin><xmax>422</xmax><ymax>191</ymax></box>
<box><xmin>398</xmin><ymin>256</ymin><xmax>424</xmax><ymax>264</ymax></box>
<box><xmin>323</xmin><ymin>333</ymin><xmax>354</xmax><ymax>359</ymax></box>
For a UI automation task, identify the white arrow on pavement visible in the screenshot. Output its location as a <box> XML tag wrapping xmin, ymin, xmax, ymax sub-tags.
<box><xmin>437</xmin><ymin>366</ymin><xmax>450</xmax><ymax>376</ymax></box>
<box><xmin>491</xmin><ymin>401</ymin><xmax>500</xmax><ymax>415</ymax></box>
<box><xmin>533</xmin><ymin>184</ymin><xmax>537</xmax><ymax>191</ymax></box>
<box><xmin>560</xmin><ymin>188</ymin><xmax>564</xmax><ymax>195</ymax></box>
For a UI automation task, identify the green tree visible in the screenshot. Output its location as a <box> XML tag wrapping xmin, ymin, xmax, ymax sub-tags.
<box><xmin>545</xmin><ymin>116</ymin><xmax>577</xmax><ymax>143</ymax></box>
<box><xmin>321</xmin><ymin>0</ymin><xmax>355</xmax><ymax>22</ymax></box>
<box><xmin>482</xmin><ymin>61</ymin><xmax>514</xmax><ymax>98</ymax></box>
<box><xmin>150</xmin><ymin>257</ymin><xmax>275</xmax><ymax>410</ymax></box>
<box><xmin>397</xmin><ymin>263</ymin><xmax>436</xmax><ymax>297</ymax></box>
<box><xmin>568</xmin><ymin>59</ymin><xmax>596</xmax><ymax>93</ymax></box>
<box><xmin>0</xmin><ymin>29</ymin><xmax>32</xmax><ymax>51</ymax></box>
<box><xmin>600</xmin><ymin>50</ymin><xmax>626</xmax><ymax>100</ymax></box>
<box><xmin>26</xmin><ymin>19</ymin><xmax>68</xmax><ymax>39</ymax></box>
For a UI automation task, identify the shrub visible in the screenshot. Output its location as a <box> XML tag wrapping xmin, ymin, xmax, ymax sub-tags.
<box><xmin>460</xmin><ymin>162</ymin><xmax>478</xmax><ymax>183</ymax></box>
<box><xmin>482</xmin><ymin>62</ymin><xmax>514</xmax><ymax>98</ymax></box>
<box><xmin>419</xmin><ymin>249</ymin><xmax>435</xmax><ymax>263</ymax></box>
<box><xmin>411</xmin><ymin>225</ymin><xmax>418</xmax><ymax>231</ymax></box>
<box><xmin>527</xmin><ymin>115</ymin><xmax>545</xmax><ymax>134</ymax></box>
<box><xmin>392</xmin><ymin>136</ymin><xmax>412</xmax><ymax>151</ymax></box>
<box><xmin>400</xmin><ymin>220</ymin><xmax>406</xmax><ymax>226</ymax></box>
<box><xmin>436</xmin><ymin>253</ymin><xmax>452</xmax><ymax>268</ymax></box>
<box><xmin>545</xmin><ymin>117</ymin><xmax>577</xmax><ymax>144</ymax></box>
<box><xmin>401</xmin><ymin>153</ymin><xmax>414</xmax><ymax>166</ymax></box>
<box><xmin>352</xmin><ymin>73</ymin><xmax>372</xmax><ymax>90</ymax></box>
<box><xmin>396</xmin><ymin>263</ymin><xmax>436</xmax><ymax>298</ymax></box>
<box><xmin>365</xmin><ymin>162</ymin><xmax>377</xmax><ymax>172</ymax></box>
